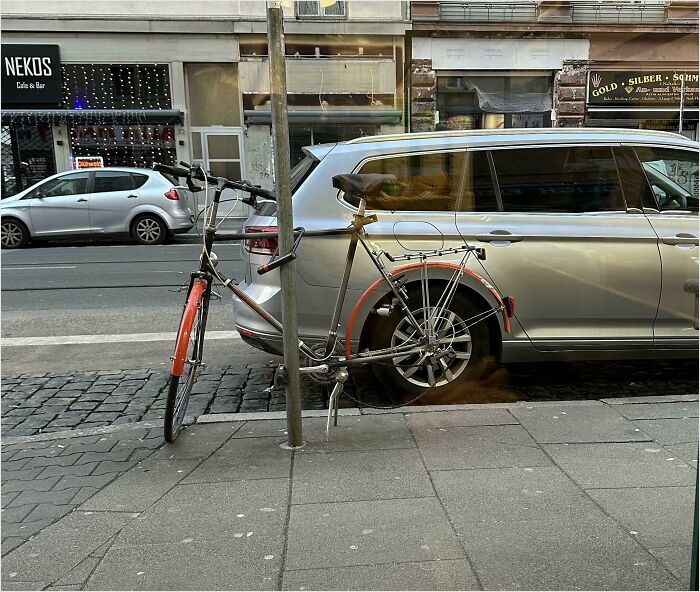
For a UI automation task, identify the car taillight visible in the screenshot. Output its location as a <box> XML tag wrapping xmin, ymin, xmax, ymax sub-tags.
<box><xmin>164</xmin><ymin>188</ymin><xmax>179</xmax><ymax>200</ymax></box>
<box><xmin>244</xmin><ymin>225</ymin><xmax>278</xmax><ymax>255</ymax></box>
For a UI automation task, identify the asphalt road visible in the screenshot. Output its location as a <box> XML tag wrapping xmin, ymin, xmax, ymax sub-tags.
<box><xmin>1</xmin><ymin>235</ymin><xmax>277</xmax><ymax>374</ymax></box>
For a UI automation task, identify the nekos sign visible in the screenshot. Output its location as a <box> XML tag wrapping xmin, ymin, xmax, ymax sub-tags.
<box><xmin>2</xmin><ymin>44</ymin><xmax>62</xmax><ymax>106</ymax></box>
<box><xmin>588</xmin><ymin>71</ymin><xmax>699</xmax><ymax>106</ymax></box>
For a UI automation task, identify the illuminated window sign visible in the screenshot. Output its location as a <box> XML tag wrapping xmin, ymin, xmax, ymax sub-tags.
<box><xmin>75</xmin><ymin>156</ymin><xmax>104</xmax><ymax>169</ymax></box>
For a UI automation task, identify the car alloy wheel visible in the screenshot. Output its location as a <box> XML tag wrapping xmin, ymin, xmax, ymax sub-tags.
<box><xmin>1</xmin><ymin>220</ymin><xmax>26</xmax><ymax>248</ymax></box>
<box><xmin>135</xmin><ymin>217</ymin><xmax>163</xmax><ymax>244</ymax></box>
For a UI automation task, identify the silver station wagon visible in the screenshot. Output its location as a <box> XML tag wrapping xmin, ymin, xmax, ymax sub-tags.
<box><xmin>234</xmin><ymin>128</ymin><xmax>699</xmax><ymax>395</ymax></box>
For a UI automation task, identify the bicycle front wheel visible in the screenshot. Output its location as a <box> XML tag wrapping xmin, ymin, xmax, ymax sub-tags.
<box><xmin>165</xmin><ymin>279</ymin><xmax>208</xmax><ymax>442</ymax></box>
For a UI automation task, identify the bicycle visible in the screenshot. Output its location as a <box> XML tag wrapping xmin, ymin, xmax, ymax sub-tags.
<box><xmin>154</xmin><ymin>162</ymin><xmax>514</xmax><ymax>442</ymax></box>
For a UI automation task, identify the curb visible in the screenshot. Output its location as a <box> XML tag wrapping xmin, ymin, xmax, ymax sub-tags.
<box><xmin>4</xmin><ymin>393</ymin><xmax>696</xmax><ymax>445</ymax></box>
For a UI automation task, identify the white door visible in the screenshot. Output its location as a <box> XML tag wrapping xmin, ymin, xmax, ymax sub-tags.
<box><xmin>191</xmin><ymin>129</ymin><xmax>249</xmax><ymax>218</ymax></box>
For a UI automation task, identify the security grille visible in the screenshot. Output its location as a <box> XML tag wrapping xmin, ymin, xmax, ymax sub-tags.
<box><xmin>297</xmin><ymin>1</ymin><xmax>346</xmax><ymax>17</ymax></box>
<box><xmin>1</xmin><ymin>123</ymin><xmax>56</xmax><ymax>198</ymax></box>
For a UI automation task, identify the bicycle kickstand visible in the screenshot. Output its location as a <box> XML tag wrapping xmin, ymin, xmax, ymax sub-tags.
<box><xmin>326</xmin><ymin>368</ymin><xmax>349</xmax><ymax>441</ymax></box>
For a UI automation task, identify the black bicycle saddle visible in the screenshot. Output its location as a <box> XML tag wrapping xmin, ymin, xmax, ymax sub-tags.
<box><xmin>332</xmin><ymin>174</ymin><xmax>396</xmax><ymax>199</ymax></box>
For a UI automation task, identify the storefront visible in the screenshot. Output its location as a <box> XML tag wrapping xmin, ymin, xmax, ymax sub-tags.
<box><xmin>410</xmin><ymin>37</ymin><xmax>589</xmax><ymax>132</ymax></box>
<box><xmin>585</xmin><ymin>70</ymin><xmax>699</xmax><ymax>139</ymax></box>
<box><xmin>1</xmin><ymin>48</ymin><xmax>182</xmax><ymax>197</ymax></box>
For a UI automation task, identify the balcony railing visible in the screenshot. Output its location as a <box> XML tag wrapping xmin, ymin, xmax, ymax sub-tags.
<box><xmin>438</xmin><ymin>2</ymin><xmax>538</xmax><ymax>22</ymax></box>
<box><xmin>571</xmin><ymin>1</ymin><xmax>666</xmax><ymax>24</ymax></box>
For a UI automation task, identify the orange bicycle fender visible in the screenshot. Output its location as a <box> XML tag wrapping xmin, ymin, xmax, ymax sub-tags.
<box><xmin>344</xmin><ymin>262</ymin><xmax>510</xmax><ymax>361</ymax></box>
<box><xmin>171</xmin><ymin>279</ymin><xmax>207</xmax><ymax>377</ymax></box>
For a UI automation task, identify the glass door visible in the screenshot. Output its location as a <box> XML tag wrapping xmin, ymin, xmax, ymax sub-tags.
<box><xmin>190</xmin><ymin>128</ymin><xmax>248</xmax><ymax>219</ymax></box>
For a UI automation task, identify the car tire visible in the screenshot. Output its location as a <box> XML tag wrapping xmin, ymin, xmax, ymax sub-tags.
<box><xmin>1</xmin><ymin>218</ymin><xmax>29</xmax><ymax>249</ymax></box>
<box><xmin>132</xmin><ymin>214</ymin><xmax>167</xmax><ymax>245</ymax></box>
<box><xmin>371</xmin><ymin>286</ymin><xmax>493</xmax><ymax>399</ymax></box>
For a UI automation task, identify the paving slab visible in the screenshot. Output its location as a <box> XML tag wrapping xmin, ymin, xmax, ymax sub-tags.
<box><xmin>80</xmin><ymin>459</ymin><xmax>198</xmax><ymax>512</ymax></box>
<box><xmin>664</xmin><ymin>442</ymin><xmax>699</xmax><ymax>466</ymax></box>
<box><xmin>181</xmin><ymin>436</ymin><xmax>292</xmax><ymax>483</ymax></box>
<box><xmin>544</xmin><ymin>442</ymin><xmax>695</xmax><ymax>489</ymax></box>
<box><xmin>406</xmin><ymin>409</ymin><xmax>518</xmax><ymax>429</ymax></box>
<box><xmin>149</xmin><ymin>421</ymin><xmax>242</xmax><ymax>460</ymax></box>
<box><xmin>634</xmin><ymin>417</ymin><xmax>699</xmax><ymax>445</ymax></box>
<box><xmin>1</xmin><ymin>511</ymin><xmax>137</xmax><ymax>583</ymax></box>
<box><xmin>292</xmin><ymin>448</ymin><xmax>434</xmax><ymax>504</ymax></box>
<box><xmin>0</xmin><ymin>581</ymin><xmax>49</xmax><ymax>591</ymax></box>
<box><xmin>432</xmin><ymin>465</ymin><xmax>591</xmax><ymax>524</ymax></box>
<box><xmin>588</xmin><ymin>486</ymin><xmax>695</xmax><ymax>548</ymax></box>
<box><xmin>647</xmin><ymin>546</ymin><xmax>692</xmax><ymax>589</ymax></box>
<box><xmin>85</xmin><ymin>540</ymin><xmax>282</xmax><ymax>591</ymax></box>
<box><xmin>412</xmin><ymin>424</ymin><xmax>551</xmax><ymax>471</ymax></box>
<box><xmin>509</xmin><ymin>402</ymin><xmax>651</xmax><ymax>443</ymax></box>
<box><xmin>468</xmin><ymin>540</ymin><xmax>679</xmax><ymax>591</ymax></box>
<box><xmin>286</xmin><ymin>497</ymin><xmax>464</xmax><ymax>570</ymax></box>
<box><xmin>613</xmin><ymin>401</ymin><xmax>699</xmax><ymax>420</ymax></box>
<box><xmin>112</xmin><ymin>479</ymin><xmax>289</xmax><ymax>547</ymax></box>
<box><xmin>283</xmin><ymin>559</ymin><xmax>479</xmax><ymax>591</ymax></box>
<box><xmin>298</xmin><ymin>415</ymin><xmax>416</xmax><ymax>453</ymax></box>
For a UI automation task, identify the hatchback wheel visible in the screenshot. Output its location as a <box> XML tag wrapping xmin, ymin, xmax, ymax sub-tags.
<box><xmin>371</xmin><ymin>287</ymin><xmax>493</xmax><ymax>398</ymax></box>
<box><xmin>132</xmin><ymin>215</ymin><xmax>166</xmax><ymax>245</ymax></box>
<box><xmin>1</xmin><ymin>219</ymin><xmax>29</xmax><ymax>249</ymax></box>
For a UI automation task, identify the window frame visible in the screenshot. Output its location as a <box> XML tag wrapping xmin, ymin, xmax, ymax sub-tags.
<box><xmin>624</xmin><ymin>144</ymin><xmax>699</xmax><ymax>215</ymax></box>
<box><xmin>296</xmin><ymin>0</ymin><xmax>347</xmax><ymax>18</ymax></box>
<box><xmin>24</xmin><ymin>172</ymin><xmax>91</xmax><ymax>200</ymax></box>
<box><xmin>488</xmin><ymin>142</ymin><xmax>629</xmax><ymax>215</ymax></box>
<box><xmin>92</xmin><ymin>170</ymin><xmax>136</xmax><ymax>194</ymax></box>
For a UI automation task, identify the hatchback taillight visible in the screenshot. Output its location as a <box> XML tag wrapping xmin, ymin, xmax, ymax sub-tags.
<box><xmin>244</xmin><ymin>226</ymin><xmax>278</xmax><ymax>255</ymax></box>
<box><xmin>164</xmin><ymin>188</ymin><xmax>179</xmax><ymax>200</ymax></box>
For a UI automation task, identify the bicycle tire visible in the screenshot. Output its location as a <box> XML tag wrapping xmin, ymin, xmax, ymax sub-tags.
<box><xmin>165</xmin><ymin>279</ymin><xmax>208</xmax><ymax>442</ymax></box>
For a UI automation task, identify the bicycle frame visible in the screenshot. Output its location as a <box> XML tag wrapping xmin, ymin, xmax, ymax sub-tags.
<box><xmin>191</xmin><ymin>176</ymin><xmax>508</xmax><ymax>375</ymax></box>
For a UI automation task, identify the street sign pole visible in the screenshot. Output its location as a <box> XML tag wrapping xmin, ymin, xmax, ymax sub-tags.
<box><xmin>679</xmin><ymin>73</ymin><xmax>685</xmax><ymax>135</ymax></box>
<box><xmin>267</xmin><ymin>1</ymin><xmax>303</xmax><ymax>448</ymax></box>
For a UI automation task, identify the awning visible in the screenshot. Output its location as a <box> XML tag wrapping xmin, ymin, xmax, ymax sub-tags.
<box><xmin>1</xmin><ymin>109</ymin><xmax>184</xmax><ymax>125</ymax></box>
<box><xmin>244</xmin><ymin>109</ymin><xmax>402</xmax><ymax>126</ymax></box>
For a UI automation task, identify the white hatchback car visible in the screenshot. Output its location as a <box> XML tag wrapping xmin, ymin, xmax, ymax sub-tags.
<box><xmin>0</xmin><ymin>167</ymin><xmax>194</xmax><ymax>248</ymax></box>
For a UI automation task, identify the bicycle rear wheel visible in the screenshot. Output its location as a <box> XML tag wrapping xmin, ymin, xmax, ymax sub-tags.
<box><xmin>165</xmin><ymin>279</ymin><xmax>208</xmax><ymax>442</ymax></box>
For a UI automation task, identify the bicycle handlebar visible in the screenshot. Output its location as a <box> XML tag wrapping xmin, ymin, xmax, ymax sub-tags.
<box><xmin>153</xmin><ymin>162</ymin><xmax>276</xmax><ymax>202</ymax></box>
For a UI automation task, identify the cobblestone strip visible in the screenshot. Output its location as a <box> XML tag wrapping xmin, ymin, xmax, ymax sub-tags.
<box><xmin>1</xmin><ymin>359</ymin><xmax>697</xmax><ymax>439</ymax></box>
<box><xmin>1</xmin><ymin>426</ymin><xmax>164</xmax><ymax>556</ymax></box>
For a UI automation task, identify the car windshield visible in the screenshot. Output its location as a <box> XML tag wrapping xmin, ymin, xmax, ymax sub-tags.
<box><xmin>290</xmin><ymin>155</ymin><xmax>318</xmax><ymax>196</ymax></box>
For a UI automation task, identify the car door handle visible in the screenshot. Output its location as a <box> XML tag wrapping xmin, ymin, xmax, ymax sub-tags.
<box><xmin>77</xmin><ymin>198</ymin><xmax>88</xmax><ymax>203</ymax></box>
<box><xmin>126</xmin><ymin>194</ymin><xmax>138</xmax><ymax>199</ymax></box>
<box><xmin>475</xmin><ymin>230</ymin><xmax>524</xmax><ymax>243</ymax></box>
<box><xmin>662</xmin><ymin>233</ymin><xmax>699</xmax><ymax>246</ymax></box>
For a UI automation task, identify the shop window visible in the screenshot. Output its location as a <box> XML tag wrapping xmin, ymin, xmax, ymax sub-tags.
<box><xmin>634</xmin><ymin>146</ymin><xmax>699</xmax><ymax>213</ymax></box>
<box><xmin>492</xmin><ymin>146</ymin><xmax>626</xmax><ymax>213</ymax></box>
<box><xmin>63</xmin><ymin>64</ymin><xmax>171</xmax><ymax>110</ymax></box>
<box><xmin>70</xmin><ymin>124</ymin><xmax>176</xmax><ymax>168</ymax></box>
<box><xmin>437</xmin><ymin>76</ymin><xmax>551</xmax><ymax>131</ymax></box>
<box><xmin>93</xmin><ymin>171</ymin><xmax>134</xmax><ymax>193</ymax></box>
<box><xmin>186</xmin><ymin>64</ymin><xmax>240</xmax><ymax>127</ymax></box>
<box><xmin>354</xmin><ymin>151</ymin><xmax>466</xmax><ymax>211</ymax></box>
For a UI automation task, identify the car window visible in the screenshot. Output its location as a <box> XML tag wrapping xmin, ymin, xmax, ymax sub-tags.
<box><xmin>634</xmin><ymin>146</ymin><xmax>698</xmax><ymax>214</ymax></box>
<box><xmin>491</xmin><ymin>146</ymin><xmax>626</xmax><ymax>213</ymax></box>
<box><xmin>355</xmin><ymin>151</ymin><xmax>466</xmax><ymax>212</ymax></box>
<box><xmin>131</xmin><ymin>173</ymin><xmax>149</xmax><ymax>189</ymax></box>
<box><xmin>26</xmin><ymin>173</ymin><xmax>90</xmax><ymax>199</ymax></box>
<box><xmin>93</xmin><ymin>171</ymin><xmax>134</xmax><ymax>193</ymax></box>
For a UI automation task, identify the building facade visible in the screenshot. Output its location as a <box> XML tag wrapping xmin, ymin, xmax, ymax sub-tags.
<box><xmin>1</xmin><ymin>0</ymin><xmax>409</xmax><ymax>208</ymax></box>
<box><xmin>409</xmin><ymin>0</ymin><xmax>698</xmax><ymax>138</ymax></box>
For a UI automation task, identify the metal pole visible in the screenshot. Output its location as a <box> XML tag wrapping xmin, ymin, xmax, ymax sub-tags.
<box><xmin>679</xmin><ymin>73</ymin><xmax>685</xmax><ymax>135</ymax></box>
<box><xmin>267</xmin><ymin>1</ymin><xmax>303</xmax><ymax>448</ymax></box>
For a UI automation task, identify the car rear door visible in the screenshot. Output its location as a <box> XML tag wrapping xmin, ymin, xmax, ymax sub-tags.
<box><xmin>455</xmin><ymin>144</ymin><xmax>661</xmax><ymax>351</ymax></box>
<box><xmin>625</xmin><ymin>144</ymin><xmax>699</xmax><ymax>345</ymax></box>
<box><xmin>27</xmin><ymin>172</ymin><xmax>91</xmax><ymax>236</ymax></box>
<box><xmin>89</xmin><ymin>170</ymin><xmax>140</xmax><ymax>234</ymax></box>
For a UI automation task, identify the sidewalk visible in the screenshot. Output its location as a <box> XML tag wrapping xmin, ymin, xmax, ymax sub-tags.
<box><xmin>1</xmin><ymin>395</ymin><xmax>697</xmax><ymax>591</ymax></box>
